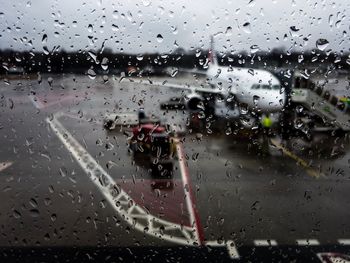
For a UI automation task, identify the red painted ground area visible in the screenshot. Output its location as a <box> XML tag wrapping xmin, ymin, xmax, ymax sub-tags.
<box><xmin>117</xmin><ymin>178</ymin><xmax>191</xmax><ymax>227</ymax></box>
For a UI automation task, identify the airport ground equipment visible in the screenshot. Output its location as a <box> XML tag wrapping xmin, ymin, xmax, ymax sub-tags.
<box><xmin>129</xmin><ymin>123</ymin><xmax>175</xmax><ymax>176</ymax></box>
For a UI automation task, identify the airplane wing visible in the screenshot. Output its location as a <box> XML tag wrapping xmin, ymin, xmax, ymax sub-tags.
<box><xmin>136</xmin><ymin>79</ymin><xmax>222</xmax><ymax>95</ymax></box>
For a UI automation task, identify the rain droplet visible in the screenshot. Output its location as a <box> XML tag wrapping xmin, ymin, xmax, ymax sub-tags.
<box><xmin>290</xmin><ymin>26</ymin><xmax>299</xmax><ymax>32</ymax></box>
<box><xmin>87</xmin><ymin>68</ymin><xmax>96</xmax><ymax>79</ymax></box>
<box><xmin>112</xmin><ymin>10</ymin><xmax>118</xmax><ymax>19</ymax></box>
<box><xmin>88</xmin><ymin>51</ymin><xmax>98</xmax><ymax>64</ymax></box>
<box><xmin>225</xmin><ymin>26</ymin><xmax>232</xmax><ymax>36</ymax></box>
<box><xmin>253</xmin><ymin>95</ymin><xmax>260</xmax><ymax>106</ymax></box>
<box><xmin>51</xmin><ymin>214</ymin><xmax>57</xmax><ymax>222</ymax></box>
<box><xmin>13</xmin><ymin>210</ymin><xmax>22</xmax><ymax>219</ymax></box>
<box><xmin>112</xmin><ymin>24</ymin><xmax>119</xmax><ymax>31</ymax></box>
<box><xmin>296</xmin><ymin>105</ymin><xmax>303</xmax><ymax>113</ymax></box>
<box><xmin>294</xmin><ymin>119</ymin><xmax>303</xmax><ymax>129</ymax></box>
<box><xmin>250</xmin><ymin>45</ymin><xmax>259</xmax><ymax>54</ymax></box>
<box><xmin>30</xmin><ymin>209</ymin><xmax>40</xmax><ymax>217</ymax></box>
<box><xmin>156</xmin><ymin>34</ymin><xmax>163</xmax><ymax>43</ymax></box>
<box><xmin>298</xmin><ymin>54</ymin><xmax>304</xmax><ymax>63</ymax></box>
<box><xmin>242</xmin><ymin>22</ymin><xmax>251</xmax><ymax>34</ymax></box>
<box><xmin>316</xmin><ymin>39</ymin><xmax>329</xmax><ymax>51</ymax></box>
<box><xmin>47</xmin><ymin>77</ymin><xmax>53</xmax><ymax>86</ymax></box>
<box><xmin>88</xmin><ymin>24</ymin><xmax>93</xmax><ymax>33</ymax></box>
<box><xmin>170</xmin><ymin>68</ymin><xmax>178</xmax><ymax>77</ymax></box>
<box><xmin>142</xmin><ymin>0</ymin><xmax>151</xmax><ymax>6</ymax></box>
<box><xmin>248</xmin><ymin>68</ymin><xmax>254</xmax><ymax>75</ymax></box>
<box><xmin>101</xmin><ymin>57</ymin><xmax>108</xmax><ymax>70</ymax></box>
<box><xmin>42</xmin><ymin>34</ymin><xmax>47</xmax><ymax>44</ymax></box>
<box><xmin>43</xmin><ymin>46</ymin><xmax>49</xmax><ymax>55</ymax></box>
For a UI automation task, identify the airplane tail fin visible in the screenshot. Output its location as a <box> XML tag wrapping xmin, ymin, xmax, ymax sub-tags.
<box><xmin>208</xmin><ymin>35</ymin><xmax>218</xmax><ymax>66</ymax></box>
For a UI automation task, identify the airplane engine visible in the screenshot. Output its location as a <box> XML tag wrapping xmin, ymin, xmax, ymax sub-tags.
<box><xmin>185</xmin><ymin>93</ymin><xmax>204</xmax><ymax>111</ymax></box>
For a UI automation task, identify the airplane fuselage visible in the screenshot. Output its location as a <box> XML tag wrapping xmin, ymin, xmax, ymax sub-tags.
<box><xmin>206</xmin><ymin>65</ymin><xmax>286</xmax><ymax>113</ymax></box>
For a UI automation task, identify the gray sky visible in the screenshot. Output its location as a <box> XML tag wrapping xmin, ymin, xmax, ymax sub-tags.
<box><xmin>0</xmin><ymin>0</ymin><xmax>349</xmax><ymax>54</ymax></box>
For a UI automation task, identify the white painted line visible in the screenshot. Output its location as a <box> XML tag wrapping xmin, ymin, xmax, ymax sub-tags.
<box><xmin>175</xmin><ymin>139</ymin><xmax>203</xmax><ymax>245</ymax></box>
<box><xmin>254</xmin><ymin>239</ymin><xmax>278</xmax><ymax>246</ymax></box>
<box><xmin>46</xmin><ymin>115</ymin><xmax>197</xmax><ymax>245</ymax></box>
<box><xmin>338</xmin><ymin>239</ymin><xmax>350</xmax><ymax>245</ymax></box>
<box><xmin>0</xmin><ymin>162</ymin><xmax>13</xmax><ymax>172</ymax></box>
<box><xmin>296</xmin><ymin>239</ymin><xmax>320</xmax><ymax>246</ymax></box>
<box><xmin>205</xmin><ymin>240</ymin><xmax>240</xmax><ymax>259</ymax></box>
<box><xmin>226</xmin><ymin>241</ymin><xmax>240</xmax><ymax>259</ymax></box>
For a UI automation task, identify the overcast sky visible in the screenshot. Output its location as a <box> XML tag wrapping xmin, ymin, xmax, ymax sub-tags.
<box><xmin>0</xmin><ymin>0</ymin><xmax>349</xmax><ymax>54</ymax></box>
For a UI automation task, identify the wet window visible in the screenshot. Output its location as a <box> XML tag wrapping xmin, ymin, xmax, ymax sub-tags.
<box><xmin>1</xmin><ymin>0</ymin><xmax>350</xmax><ymax>262</ymax></box>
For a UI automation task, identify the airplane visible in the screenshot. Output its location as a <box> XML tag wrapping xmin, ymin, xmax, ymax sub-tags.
<box><xmin>180</xmin><ymin>36</ymin><xmax>286</xmax><ymax>129</ymax></box>
<box><xmin>141</xmin><ymin>36</ymin><xmax>287</xmax><ymax>130</ymax></box>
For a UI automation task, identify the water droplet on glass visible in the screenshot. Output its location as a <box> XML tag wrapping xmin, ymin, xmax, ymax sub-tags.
<box><xmin>250</xmin><ymin>45</ymin><xmax>259</xmax><ymax>54</ymax></box>
<box><xmin>316</xmin><ymin>39</ymin><xmax>329</xmax><ymax>51</ymax></box>
<box><xmin>37</xmin><ymin>73</ymin><xmax>42</xmax><ymax>84</ymax></box>
<box><xmin>198</xmin><ymin>111</ymin><xmax>206</xmax><ymax>119</ymax></box>
<box><xmin>88</xmin><ymin>51</ymin><xmax>98</xmax><ymax>63</ymax></box>
<box><xmin>43</xmin><ymin>46</ymin><xmax>49</xmax><ymax>55</ymax></box>
<box><xmin>296</xmin><ymin>105</ymin><xmax>303</xmax><ymax>113</ymax></box>
<box><xmin>142</xmin><ymin>0</ymin><xmax>151</xmax><ymax>6</ymax></box>
<box><xmin>51</xmin><ymin>213</ymin><xmax>57</xmax><ymax>222</ymax></box>
<box><xmin>87</xmin><ymin>68</ymin><xmax>96</xmax><ymax>79</ymax></box>
<box><xmin>101</xmin><ymin>57</ymin><xmax>108</xmax><ymax>70</ymax></box>
<box><xmin>290</xmin><ymin>26</ymin><xmax>299</xmax><ymax>32</ymax></box>
<box><xmin>30</xmin><ymin>209</ymin><xmax>40</xmax><ymax>217</ymax></box>
<box><xmin>47</xmin><ymin>77</ymin><xmax>53</xmax><ymax>86</ymax></box>
<box><xmin>88</xmin><ymin>24</ymin><xmax>93</xmax><ymax>33</ymax></box>
<box><xmin>294</xmin><ymin>119</ymin><xmax>303</xmax><ymax>129</ymax></box>
<box><xmin>240</xmin><ymin>104</ymin><xmax>249</xmax><ymax>115</ymax></box>
<box><xmin>112</xmin><ymin>24</ymin><xmax>119</xmax><ymax>31</ymax></box>
<box><xmin>13</xmin><ymin>210</ymin><xmax>22</xmax><ymax>219</ymax></box>
<box><xmin>225</xmin><ymin>127</ymin><xmax>232</xmax><ymax>135</ymax></box>
<box><xmin>242</xmin><ymin>22</ymin><xmax>251</xmax><ymax>34</ymax></box>
<box><xmin>248</xmin><ymin>68</ymin><xmax>254</xmax><ymax>75</ymax></box>
<box><xmin>156</xmin><ymin>34</ymin><xmax>163</xmax><ymax>43</ymax></box>
<box><xmin>42</xmin><ymin>34</ymin><xmax>47</xmax><ymax>44</ymax></box>
<box><xmin>170</xmin><ymin>68</ymin><xmax>178</xmax><ymax>77</ymax></box>
<box><xmin>253</xmin><ymin>95</ymin><xmax>260</xmax><ymax>106</ymax></box>
<box><xmin>225</xmin><ymin>26</ymin><xmax>232</xmax><ymax>36</ymax></box>
<box><xmin>298</xmin><ymin>54</ymin><xmax>304</xmax><ymax>63</ymax></box>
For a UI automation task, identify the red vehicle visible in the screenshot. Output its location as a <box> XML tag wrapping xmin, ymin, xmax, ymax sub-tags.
<box><xmin>129</xmin><ymin>123</ymin><xmax>175</xmax><ymax>176</ymax></box>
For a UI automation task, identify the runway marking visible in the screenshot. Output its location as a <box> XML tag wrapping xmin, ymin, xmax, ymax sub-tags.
<box><xmin>254</xmin><ymin>239</ymin><xmax>278</xmax><ymax>246</ymax></box>
<box><xmin>296</xmin><ymin>239</ymin><xmax>320</xmax><ymax>246</ymax></box>
<box><xmin>270</xmin><ymin>138</ymin><xmax>322</xmax><ymax>178</ymax></box>
<box><xmin>338</xmin><ymin>239</ymin><xmax>350</xmax><ymax>245</ymax></box>
<box><xmin>206</xmin><ymin>240</ymin><xmax>240</xmax><ymax>259</ymax></box>
<box><xmin>174</xmin><ymin>138</ymin><xmax>204</xmax><ymax>245</ymax></box>
<box><xmin>46</xmin><ymin>114</ymin><xmax>197</xmax><ymax>246</ymax></box>
<box><xmin>0</xmin><ymin>162</ymin><xmax>13</xmax><ymax>172</ymax></box>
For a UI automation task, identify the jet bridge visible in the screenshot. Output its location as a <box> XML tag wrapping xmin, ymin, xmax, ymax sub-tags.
<box><xmin>290</xmin><ymin>72</ymin><xmax>350</xmax><ymax>132</ymax></box>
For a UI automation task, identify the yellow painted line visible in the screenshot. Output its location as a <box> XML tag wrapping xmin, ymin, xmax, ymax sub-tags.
<box><xmin>270</xmin><ymin>138</ymin><xmax>321</xmax><ymax>178</ymax></box>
